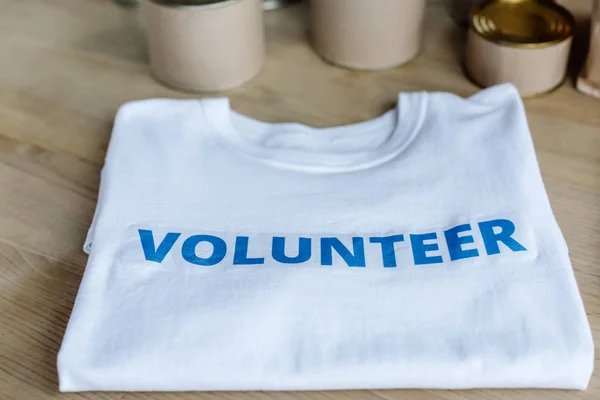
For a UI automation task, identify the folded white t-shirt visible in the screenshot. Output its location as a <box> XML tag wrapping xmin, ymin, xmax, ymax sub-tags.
<box><xmin>58</xmin><ymin>84</ymin><xmax>594</xmax><ymax>391</ymax></box>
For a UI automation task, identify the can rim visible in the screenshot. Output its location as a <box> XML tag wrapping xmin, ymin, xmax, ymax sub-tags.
<box><xmin>147</xmin><ymin>0</ymin><xmax>243</xmax><ymax>9</ymax></box>
<box><xmin>470</xmin><ymin>0</ymin><xmax>575</xmax><ymax>49</ymax></box>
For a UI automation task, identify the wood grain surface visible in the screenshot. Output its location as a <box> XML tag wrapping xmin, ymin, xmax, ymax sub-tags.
<box><xmin>0</xmin><ymin>1</ymin><xmax>598</xmax><ymax>399</ymax></box>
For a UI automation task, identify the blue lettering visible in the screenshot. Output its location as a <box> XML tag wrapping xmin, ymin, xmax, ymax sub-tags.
<box><xmin>181</xmin><ymin>235</ymin><xmax>227</xmax><ymax>266</ymax></box>
<box><xmin>444</xmin><ymin>224</ymin><xmax>479</xmax><ymax>261</ymax></box>
<box><xmin>478</xmin><ymin>219</ymin><xmax>527</xmax><ymax>255</ymax></box>
<box><xmin>272</xmin><ymin>237</ymin><xmax>311</xmax><ymax>264</ymax></box>
<box><xmin>233</xmin><ymin>236</ymin><xmax>265</xmax><ymax>265</ymax></box>
<box><xmin>138</xmin><ymin>229</ymin><xmax>181</xmax><ymax>263</ymax></box>
<box><xmin>140</xmin><ymin>221</ymin><xmax>527</xmax><ymax>269</ymax></box>
<box><xmin>321</xmin><ymin>237</ymin><xmax>366</xmax><ymax>267</ymax></box>
<box><xmin>369</xmin><ymin>235</ymin><xmax>404</xmax><ymax>267</ymax></box>
<box><xmin>410</xmin><ymin>232</ymin><xmax>443</xmax><ymax>265</ymax></box>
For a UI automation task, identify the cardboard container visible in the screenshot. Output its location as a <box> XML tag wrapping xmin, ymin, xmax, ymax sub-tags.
<box><xmin>577</xmin><ymin>0</ymin><xmax>600</xmax><ymax>97</ymax></box>
<box><xmin>310</xmin><ymin>0</ymin><xmax>426</xmax><ymax>70</ymax></box>
<box><xmin>465</xmin><ymin>0</ymin><xmax>574</xmax><ymax>97</ymax></box>
<box><xmin>143</xmin><ymin>0</ymin><xmax>264</xmax><ymax>92</ymax></box>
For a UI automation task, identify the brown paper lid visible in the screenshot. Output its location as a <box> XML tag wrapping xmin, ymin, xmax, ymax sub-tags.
<box><xmin>471</xmin><ymin>0</ymin><xmax>575</xmax><ymax>47</ymax></box>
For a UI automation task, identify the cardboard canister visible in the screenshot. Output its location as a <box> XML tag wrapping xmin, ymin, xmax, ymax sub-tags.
<box><xmin>465</xmin><ymin>0</ymin><xmax>574</xmax><ymax>97</ymax></box>
<box><xmin>310</xmin><ymin>0</ymin><xmax>426</xmax><ymax>70</ymax></box>
<box><xmin>577</xmin><ymin>0</ymin><xmax>600</xmax><ymax>97</ymax></box>
<box><xmin>142</xmin><ymin>0</ymin><xmax>264</xmax><ymax>92</ymax></box>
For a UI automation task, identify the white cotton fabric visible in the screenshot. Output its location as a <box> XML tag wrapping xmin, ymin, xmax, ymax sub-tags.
<box><xmin>58</xmin><ymin>84</ymin><xmax>593</xmax><ymax>391</ymax></box>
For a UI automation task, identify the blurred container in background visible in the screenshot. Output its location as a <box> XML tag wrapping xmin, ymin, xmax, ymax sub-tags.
<box><xmin>577</xmin><ymin>0</ymin><xmax>600</xmax><ymax>97</ymax></box>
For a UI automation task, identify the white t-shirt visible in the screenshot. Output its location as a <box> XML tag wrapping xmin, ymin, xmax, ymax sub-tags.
<box><xmin>58</xmin><ymin>84</ymin><xmax>593</xmax><ymax>391</ymax></box>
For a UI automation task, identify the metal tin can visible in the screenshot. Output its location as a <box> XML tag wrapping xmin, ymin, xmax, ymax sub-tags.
<box><xmin>465</xmin><ymin>0</ymin><xmax>575</xmax><ymax>97</ymax></box>
<box><xmin>143</xmin><ymin>0</ymin><xmax>264</xmax><ymax>92</ymax></box>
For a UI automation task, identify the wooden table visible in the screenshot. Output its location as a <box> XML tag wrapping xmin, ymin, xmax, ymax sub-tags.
<box><xmin>0</xmin><ymin>1</ymin><xmax>598</xmax><ymax>399</ymax></box>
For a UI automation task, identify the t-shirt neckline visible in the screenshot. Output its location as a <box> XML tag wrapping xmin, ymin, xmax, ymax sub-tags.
<box><xmin>200</xmin><ymin>92</ymin><xmax>428</xmax><ymax>173</ymax></box>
